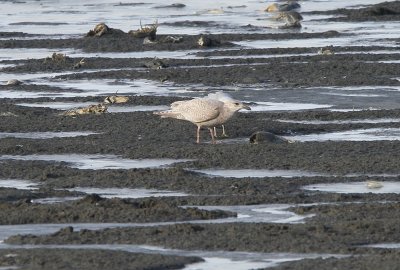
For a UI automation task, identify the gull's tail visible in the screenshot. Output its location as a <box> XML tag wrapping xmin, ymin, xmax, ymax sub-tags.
<box><xmin>153</xmin><ymin>110</ymin><xmax>182</xmax><ymax>119</ymax></box>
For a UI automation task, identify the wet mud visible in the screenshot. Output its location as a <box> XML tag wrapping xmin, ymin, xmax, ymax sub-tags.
<box><xmin>308</xmin><ymin>1</ymin><xmax>400</xmax><ymax>21</ymax></box>
<box><xmin>0</xmin><ymin>249</ymin><xmax>201</xmax><ymax>270</ymax></box>
<box><xmin>1</xmin><ymin>1</ymin><xmax>400</xmax><ymax>269</ymax></box>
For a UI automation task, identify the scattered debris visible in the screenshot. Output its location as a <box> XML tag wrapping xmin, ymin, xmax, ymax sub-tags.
<box><xmin>160</xmin><ymin>76</ymin><xmax>169</xmax><ymax>83</ymax></box>
<box><xmin>51</xmin><ymin>52</ymin><xmax>67</xmax><ymax>62</ymax></box>
<box><xmin>0</xmin><ymin>112</ymin><xmax>18</xmax><ymax>117</ymax></box>
<box><xmin>42</xmin><ymin>52</ymin><xmax>69</xmax><ymax>65</ymax></box>
<box><xmin>62</xmin><ymin>103</ymin><xmax>108</xmax><ymax>116</ymax></box>
<box><xmin>197</xmin><ymin>35</ymin><xmax>221</xmax><ymax>47</ymax></box>
<box><xmin>129</xmin><ymin>20</ymin><xmax>158</xmax><ymax>40</ymax></box>
<box><xmin>143</xmin><ymin>37</ymin><xmax>158</xmax><ymax>45</ymax></box>
<box><xmin>103</xmin><ymin>95</ymin><xmax>129</xmax><ymax>104</ymax></box>
<box><xmin>143</xmin><ymin>57</ymin><xmax>167</xmax><ymax>69</ymax></box>
<box><xmin>143</xmin><ymin>35</ymin><xmax>183</xmax><ymax>45</ymax></box>
<box><xmin>161</xmin><ymin>35</ymin><xmax>183</xmax><ymax>43</ymax></box>
<box><xmin>5</xmin><ymin>79</ymin><xmax>22</xmax><ymax>86</ymax></box>
<box><xmin>273</xmin><ymin>11</ymin><xmax>303</xmax><ymax>22</ymax></box>
<box><xmin>87</xmin><ymin>23</ymin><xmax>110</xmax><ymax>37</ymax></box>
<box><xmin>366</xmin><ymin>180</ymin><xmax>384</xmax><ymax>189</ymax></box>
<box><xmin>275</xmin><ymin>11</ymin><xmax>303</xmax><ymax>28</ymax></box>
<box><xmin>73</xmin><ymin>58</ymin><xmax>86</xmax><ymax>69</ymax></box>
<box><xmin>86</xmin><ymin>23</ymin><xmax>125</xmax><ymax>37</ymax></box>
<box><xmin>205</xmin><ymin>8</ymin><xmax>224</xmax><ymax>14</ymax></box>
<box><xmin>318</xmin><ymin>46</ymin><xmax>334</xmax><ymax>55</ymax></box>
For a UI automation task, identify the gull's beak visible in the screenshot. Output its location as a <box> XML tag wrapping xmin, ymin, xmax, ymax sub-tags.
<box><xmin>241</xmin><ymin>104</ymin><xmax>251</xmax><ymax>110</ymax></box>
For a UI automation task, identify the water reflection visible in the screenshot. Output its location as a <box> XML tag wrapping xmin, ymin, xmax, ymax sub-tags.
<box><xmin>277</xmin><ymin>118</ymin><xmax>400</xmax><ymax>125</ymax></box>
<box><xmin>191</xmin><ymin>169</ymin><xmax>326</xmax><ymax>178</ymax></box>
<box><xmin>0</xmin><ymin>179</ymin><xmax>38</xmax><ymax>190</ymax></box>
<box><xmin>303</xmin><ymin>181</ymin><xmax>400</xmax><ymax>194</ymax></box>
<box><xmin>0</xmin><ymin>131</ymin><xmax>97</xmax><ymax>139</ymax></box>
<box><xmin>17</xmin><ymin>102</ymin><xmax>169</xmax><ymax>113</ymax></box>
<box><xmin>0</xmin><ymin>242</ymin><xmax>347</xmax><ymax>270</ymax></box>
<box><xmin>287</xmin><ymin>128</ymin><xmax>400</xmax><ymax>142</ymax></box>
<box><xmin>247</xmin><ymin>101</ymin><xmax>332</xmax><ymax>112</ymax></box>
<box><xmin>67</xmin><ymin>187</ymin><xmax>189</xmax><ymax>199</ymax></box>
<box><xmin>0</xmin><ymin>154</ymin><xmax>194</xmax><ymax>170</ymax></box>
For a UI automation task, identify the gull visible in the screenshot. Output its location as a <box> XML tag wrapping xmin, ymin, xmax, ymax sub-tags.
<box><xmin>207</xmin><ymin>91</ymin><xmax>236</xmax><ymax>137</ymax></box>
<box><xmin>154</xmin><ymin>97</ymin><xmax>250</xmax><ymax>144</ymax></box>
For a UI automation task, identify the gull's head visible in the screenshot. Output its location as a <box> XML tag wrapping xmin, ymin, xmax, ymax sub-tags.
<box><xmin>225</xmin><ymin>100</ymin><xmax>251</xmax><ymax>111</ymax></box>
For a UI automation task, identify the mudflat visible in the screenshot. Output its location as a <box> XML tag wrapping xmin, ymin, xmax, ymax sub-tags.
<box><xmin>0</xmin><ymin>1</ymin><xmax>400</xmax><ymax>269</ymax></box>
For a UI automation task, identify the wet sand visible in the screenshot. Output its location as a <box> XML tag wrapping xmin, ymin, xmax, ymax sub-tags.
<box><xmin>1</xmin><ymin>1</ymin><xmax>400</xmax><ymax>269</ymax></box>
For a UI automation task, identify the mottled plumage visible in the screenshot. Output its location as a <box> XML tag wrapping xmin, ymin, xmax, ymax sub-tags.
<box><xmin>154</xmin><ymin>96</ymin><xmax>250</xmax><ymax>143</ymax></box>
<box><xmin>207</xmin><ymin>92</ymin><xmax>236</xmax><ymax>137</ymax></box>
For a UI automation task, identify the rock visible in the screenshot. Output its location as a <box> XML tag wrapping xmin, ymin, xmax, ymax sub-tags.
<box><xmin>52</xmin><ymin>226</ymin><xmax>74</xmax><ymax>236</ymax></box>
<box><xmin>86</xmin><ymin>23</ymin><xmax>125</xmax><ymax>37</ymax></box>
<box><xmin>265</xmin><ymin>1</ymin><xmax>301</xmax><ymax>12</ymax></box>
<box><xmin>62</xmin><ymin>103</ymin><xmax>108</xmax><ymax>116</ymax></box>
<box><xmin>249</xmin><ymin>131</ymin><xmax>292</xmax><ymax>144</ymax></box>
<box><xmin>197</xmin><ymin>35</ymin><xmax>220</xmax><ymax>47</ymax></box>
<box><xmin>6</xmin><ymin>79</ymin><xmax>21</xmax><ymax>86</ymax></box>
<box><xmin>143</xmin><ymin>58</ymin><xmax>167</xmax><ymax>69</ymax></box>
<box><xmin>87</xmin><ymin>23</ymin><xmax>109</xmax><ymax>37</ymax></box>
<box><xmin>154</xmin><ymin>3</ymin><xmax>186</xmax><ymax>9</ymax></box>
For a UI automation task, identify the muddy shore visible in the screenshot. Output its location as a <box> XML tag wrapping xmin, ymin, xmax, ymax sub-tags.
<box><xmin>1</xmin><ymin>1</ymin><xmax>400</xmax><ymax>269</ymax></box>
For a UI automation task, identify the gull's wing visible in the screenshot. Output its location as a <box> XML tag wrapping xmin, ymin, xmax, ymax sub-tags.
<box><xmin>172</xmin><ymin>98</ymin><xmax>223</xmax><ymax>123</ymax></box>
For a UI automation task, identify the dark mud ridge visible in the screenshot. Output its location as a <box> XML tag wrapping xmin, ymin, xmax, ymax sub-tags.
<box><xmin>0</xmin><ymin>249</ymin><xmax>201</xmax><ymax>270</ymax></box>
<box><xmin>1</xmin><ymin>0</ymin><xmax>400</xmax><ymax>270</ymax></box>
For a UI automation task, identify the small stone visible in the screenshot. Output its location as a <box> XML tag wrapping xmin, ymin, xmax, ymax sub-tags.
<box><xmin>366</xmin><ymin>180</ymin><xmax>383</xmax><ymax>189</ymax></box>
<box><xmin>249</xmin><ymin>131</ymin><xmax>292</xmax><ymax>144</ymax></box>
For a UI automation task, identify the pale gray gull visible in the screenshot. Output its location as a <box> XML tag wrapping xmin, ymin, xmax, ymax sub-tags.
<box><xmin>154</xmin><ymin>96</ymin><xmax>250</xmax><ymax>144</ymax></box>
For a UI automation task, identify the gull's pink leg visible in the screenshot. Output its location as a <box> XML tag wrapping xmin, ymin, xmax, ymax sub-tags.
<box><xmin>221</xmin><ymin>125</ymin><xmax>228</xmax><ymax>137</ymax></box>
<box><xmin>213</xmin><ymin>127</ymin><xmax>218</xmax><ymax>137</ymax></box>
<box><xmin>208</xmin><ymin>128</ymin><xmax>216</xmax><ymax>144</ymax></box>
<box><xmin>196</xmin><ymin>125</ymin><xmax>201</xmax><ymax>144</ymax></box>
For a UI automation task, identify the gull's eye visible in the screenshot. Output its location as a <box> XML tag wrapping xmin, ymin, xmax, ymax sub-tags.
<box><xmin>234</xmin><ymin>102</ymin><xmax>240</xmax><ymax>105</ymax></box>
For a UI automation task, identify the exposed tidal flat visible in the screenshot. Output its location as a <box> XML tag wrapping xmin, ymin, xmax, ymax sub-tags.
<box><xmin>0</xmin><ymin>0</ymin><xmax>400</xmax><ymax>269</ymax></box>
